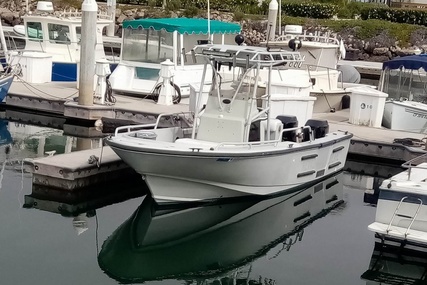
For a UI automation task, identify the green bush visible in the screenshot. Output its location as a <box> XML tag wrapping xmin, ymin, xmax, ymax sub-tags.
<box><xmin>361</xmin><ymin>7</ymin><xmax>427</xmax><ymax>26</ymax></box>
<box><xmin>282</xmin><ymin>3</ymin><xmax>338</xmax><ymax>19</ymax></box>
<box><xmin>182</xmin><ymin>5</ymin><xmax>199</xmax><ymax>18</ymax></box>
<box><xmin>234</xmin><ymin>11</ymin><xmax>245</xmax><ymax>22</ymax></box>
<box><xmin>166</xmin><ymin>0</ymin><xmax>181</xmax><ymax>11</ymax></box>
<box><xmin>281</xmin><ymin>15</ymin><xmax>427</xmax><ymax>46</ymax></box>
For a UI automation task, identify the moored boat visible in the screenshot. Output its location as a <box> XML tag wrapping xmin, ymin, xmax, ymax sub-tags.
<box><xmin>106</xmin><ymin>44</ymin><xmax>352</xmax><ymax>203</ymax></box>
<box><xmin>260</xmin><ymin>24</ymin><xmax>361</xmax><ymax>113</ymax></box>
<box><xmin>368</xmin><ymin>153</ymin><xmax>427</xmax><ymax>252</ymax></box>
<box><xmin>379</xmin><ymin>54</ymin><xmax>427</xmax><ymax>132</ymax></box>
<box><xmin>108</xmin><ymin>18</ymin><xmax>241</xmax><ymax>98</ymax></box>
<box><xmin>2</xmin><ymin>1</ymin><xmax>116</xmax><ymax>82</ymax></box>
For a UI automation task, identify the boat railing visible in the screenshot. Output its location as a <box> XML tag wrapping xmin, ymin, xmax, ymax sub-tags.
<box><xmin>386</xmin><ymin>196</ymin><xmax>423</xmax><ymax>237</ymax></box>
<box><xmin>114</xmin><ymin>112</ymin><xmax>194</xmax><ymax>136</ymax></box>
<box><xmin>32</xmin><ymin>9</ymin><xmax>113</xmax><ymax>21</ymax></box>
<box><xmin>276</xmin><ymin>31</ymin><xmax>340</xmax><ymax>45</ymax></box>
<box><xmin>193</xmin><ymin>45</ymin><xmax>304</xmax><ymax>69</ymax></box>
<box><xmin>303</xmin><ymin>64</ymin><xmax>344</xmax><ymax>90</ymax></box>
<box><xmin>215</xmin><ymin>125</ymin><xmax>313</xmax><ymax>150</ymax></box>
<box><xmin>401</xmin><ymin>153</ymin><xmax>427</xmax><ymax>180</ymax></box>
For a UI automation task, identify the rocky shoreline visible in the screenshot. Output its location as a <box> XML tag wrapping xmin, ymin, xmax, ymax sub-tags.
<box><xmin>0</xmin><ymin>0</ymin><xmax>424</xmax><ymax>62</ymax></box>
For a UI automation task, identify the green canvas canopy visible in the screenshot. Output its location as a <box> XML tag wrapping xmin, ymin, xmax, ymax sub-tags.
<box><xmin>123</xmin><ymin>18</ymin><xmax>241</xmax><ymax>35</ymax></box>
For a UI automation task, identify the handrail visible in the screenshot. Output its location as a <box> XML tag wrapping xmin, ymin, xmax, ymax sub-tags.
<box><xmin>214</xmin><ymin>125</ymin><xmax>313</xmax><ymax>150</ymax></box>
<box><xmin>401</xmin><ymin>153</ymin><xmax>427</xmax><ymax>180</ymax></box>
<box><xmin>275</xmin><ymin>33</ymin><xmax>340</xmax><ymax>45</ymax></box>
<box><xmin>114</xmin><ymin>112</ymin><xmax>194</xmax><ymax>136</ymax></box>
<box><xmin>302</xmin><ymin>63</ymin><xmax>344</xmax><ymax>90</ymax></box>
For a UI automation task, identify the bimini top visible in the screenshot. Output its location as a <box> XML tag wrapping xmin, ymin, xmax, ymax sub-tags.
<box><xmin>122</xmin><ymin>18</ymin><xmax>241</xmax><ymax>35</ymax></box>
<box><xmin>382</xmin><ymin>54</ymin><xmax>427</xmax><ymax>70</ymax></box>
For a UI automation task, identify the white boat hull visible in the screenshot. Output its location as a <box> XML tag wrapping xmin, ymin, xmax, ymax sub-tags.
<box><xmin>368</xmin><ymin>163</ymin><xmax>427</xmax><ymax>250</ymax></box>
<box><xmin>108</xmin><ymin>133</ymin><xmax>351</xmax><ymax>203</ymax></box>
<box><xmin>382</xmin><ymin>100</ymin><xmax>427</xmax><ymax>132</ymax></box>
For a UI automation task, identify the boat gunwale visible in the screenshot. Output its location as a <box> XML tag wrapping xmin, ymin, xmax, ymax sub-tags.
<box><xmin>106</xmin><ymin>132</ymin><xmax>352</xmax><ymax>158</ymax></box>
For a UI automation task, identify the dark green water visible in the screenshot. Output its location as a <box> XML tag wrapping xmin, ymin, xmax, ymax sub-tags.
<box><xmin>0</xmin><ymin>117</ymin><xmax>421</xmax><ymax>285</ymax></box>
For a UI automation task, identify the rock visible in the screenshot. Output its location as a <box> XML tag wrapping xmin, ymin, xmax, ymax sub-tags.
<box><xmin>368</xmin><ymin>55</ymin><xmax>389</xmax><ymax>62</ymax></box>
<box><xmin>135</xmin><ymin>10</ymin><xmax>145</xmax><ymax>19</ymax></box>
<box><xmin>373</xmin><ymin>47</ymin><xmax>389</xmax><ymax>56</ymax></box>
<box><xmin>116</xmin><ymin>14</ymin><xmax>127</xmax><ymax>24</ymax></box>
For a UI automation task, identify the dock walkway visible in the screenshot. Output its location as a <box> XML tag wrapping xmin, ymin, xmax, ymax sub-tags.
<box><xmin>7</xmin><ymin>80</ymin><xmax>190</xmax><ymax>123</ymax></box>
<box><xmin>11</xmin><ymin>74</ymin><xmax>427</xmax><ymax>191</ymax></box>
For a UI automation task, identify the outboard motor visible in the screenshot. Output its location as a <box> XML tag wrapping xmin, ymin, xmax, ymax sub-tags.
<box><xmin>276</xmin><ymin>115</ymin><xmax>298</xmax><ymax>141</ymax></box>
<box><xmin>303</xmin><ymin>119</ymin><xmax>329</xmax><ymax>141</ymax></box>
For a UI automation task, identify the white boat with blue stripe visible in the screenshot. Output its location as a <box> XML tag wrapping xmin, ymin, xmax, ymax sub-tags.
<box><xmin>369</xmin><ymin>153</ymin><xmax>427</xmax><ymax>251</ymax></box>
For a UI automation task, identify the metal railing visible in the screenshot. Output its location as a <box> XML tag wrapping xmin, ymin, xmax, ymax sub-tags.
<box><xmin>114</xmin><ymin>112</ymin><xmax>194</xmax><ymax>136</ymax></box>
<box><xmin>214</xmin><ymin>125</ymin><xmax>313</xmax><ymax>150</ymax></box>
<box><xmin>401</xmin><ymin>153</ymin><xmax>427</xmax><ymax>181</ymax></box>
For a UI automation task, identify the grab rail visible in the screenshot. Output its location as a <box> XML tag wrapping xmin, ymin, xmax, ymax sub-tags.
<box><xmin>214</xmin><ymin>125</ymin><xmax>313</xmax><ymax>150</ymax></box>
<box><xmin>114</xmin><ymin>112</ymin><xmax>194</xmax><ymax>136</ymax></box>
<box><xmin>401</xmin><ymin>153</ymin><xmax>427</xmax><ymax>180</ymax></box>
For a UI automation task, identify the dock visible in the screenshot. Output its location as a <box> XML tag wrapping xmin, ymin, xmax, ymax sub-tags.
<box><xmin>7</xmin><ymin>80</ymin><xmax>190</xmax><ymax>123</ymax></box>
<box><xmin>10</xmin><ymin>73</ymin><xmax>426</xmax><ymax>192</ymax></box>
<box><xmin>339</xmin><ymin>60</ymin><xmax>382</xmax><ymax>79</ymax></box>
<box><xmin>22</xmin><ymin>108</ymin><xmax>427</xmax><ymax>191</ymax></box>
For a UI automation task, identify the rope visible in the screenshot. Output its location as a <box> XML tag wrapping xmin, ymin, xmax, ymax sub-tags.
<box><xmin>103</xmin><ymin>75</ymin><xmax>116</xmax><ymax>105</ymax></box>
<box><xmin>151</xmin><ymin>80</ymin><xmax>181</xmax><ymax>104</ymax></box>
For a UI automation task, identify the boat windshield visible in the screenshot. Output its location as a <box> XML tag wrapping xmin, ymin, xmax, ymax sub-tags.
<box><xmin>382</xmin><ymin>67</ymin><xmax>427</xmax><ymax>102</ymax></box>
<box><xmin>27</xmin><ymin>22</ymin><xmax>43</xmax><ymax>41</ymax></box>
<box><xmin>48</xmin><ymin>23</ymin><xmax>71</xmax><ymax>45</ymax></box>
<box><xmin>122</xmin><ymin>28</ymin><xmax>173</xmax><ymax>64</ymax></box>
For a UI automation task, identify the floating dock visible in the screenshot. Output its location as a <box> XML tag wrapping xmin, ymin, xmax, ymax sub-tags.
<box><xmin>23</xmin><ymin>109</ymin><xmax>427</xmax><ymax>191</ymax></box>
<box><xmin>339</xmin><ymin>60</ymin><xmax>382</xmax><ymax>79</ymax></box>
<box><xmin>10</xmin><ymin>74</ymin><xmax>427</xmax><ymax>191</ymax></box>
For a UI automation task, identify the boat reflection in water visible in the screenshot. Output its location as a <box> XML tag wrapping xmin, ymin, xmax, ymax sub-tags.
<box><xmin>98</xmin><ymin>172</ymin><xmax>345</xmax><ymax>283</ymax></box>
<box><xmin>361</xmin><ymin>242</ymin><xmax>427</xmax><ymax>284</ymax></box>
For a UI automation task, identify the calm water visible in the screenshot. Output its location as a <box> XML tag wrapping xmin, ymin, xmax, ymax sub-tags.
<box><xmin>0</xmin><ymin>113</ymin><xmax>419</xmax><ymax>285</ymax></box>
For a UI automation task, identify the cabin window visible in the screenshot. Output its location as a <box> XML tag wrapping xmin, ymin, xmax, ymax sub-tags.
<box><xmin>48</xmin><ymin>24</ymin><xmax>71</xmax><ymax>44</ymax></box>
<box><xmin>75</xmin><ymin>27</ymin><xmax>81</xmax><ymax>44</ymax></box>
<box><xmin>122</xmin><ymin>27</ymin><xmax>173</xmax><ymax>64</ymax></box>
<box><xmin>27</xmin><ymin>22</ymin><xmax>43</xmax><ymax>41</ymax></box>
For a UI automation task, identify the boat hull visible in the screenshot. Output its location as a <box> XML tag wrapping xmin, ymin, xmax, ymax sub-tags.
<box><xmin>368</xmin><ymin>164</ymin><xmax>427</xmax><ymax>250</ymax></box>
<box><xmin>382</xmin><ymin>100</ymin><xmax>427</xmax><ymax>132</ymax></box>
<box><xmin>107</xmin><ymin>133</ymin><xmax>351</xmax><ymax>203</ymax></box>
<box><xmin>0</xmin><ymin>74</ymin><xmax>13</xmax><ymax>101</ymax></box>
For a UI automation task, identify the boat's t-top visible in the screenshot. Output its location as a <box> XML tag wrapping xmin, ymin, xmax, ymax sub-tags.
<box><xmin>192</xmin><ymin>44</ymin><xmax>304</xmax><ymax>70</ymax></box>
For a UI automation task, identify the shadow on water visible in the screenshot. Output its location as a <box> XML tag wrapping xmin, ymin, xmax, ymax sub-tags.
<box><xmin>361</xmin><ymin>242</ymin><xmax>427</xmax><ymax>285</ymax></box>
<box><xmin>23</xmin><ymin>173</ymin><xmax>149</xmax><ymax>217</ymax></box>
<box><xmin>344</xmin><ymin>158</ymin><xmax>405</xmax><ymax>205</ymax></box>
<box><xmin>97</xmin><ymin>172</ymin><xmax>346</xmax><ymax>284</ymax></box>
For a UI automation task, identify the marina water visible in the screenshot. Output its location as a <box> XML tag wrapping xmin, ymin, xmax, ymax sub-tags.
<box><xmin>0</xmin><ymin>115</ymin><xmax>418</xmax><ymax>285</ymax></box>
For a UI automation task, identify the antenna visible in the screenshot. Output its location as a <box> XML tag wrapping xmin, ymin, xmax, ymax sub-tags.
<box><xmin>207</xmin><ymin>0</ymin><xmax>211</xmax><ymax>42</ymax></box>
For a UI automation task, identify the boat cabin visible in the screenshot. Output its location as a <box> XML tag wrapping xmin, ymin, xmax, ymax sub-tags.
<box><xmin>379</xmin><ymin>54</ymin><xmax>427</xmax><ymax>102</ymax></box>
<box><xmin>109</xmin><ymin>18</ymin><xmax>241</xmax><ymax>96</ymax></box>
<box><xmin>6</xmin><ymin>1</ymin><xmax>113</xmax><ymax>81</ymax></box>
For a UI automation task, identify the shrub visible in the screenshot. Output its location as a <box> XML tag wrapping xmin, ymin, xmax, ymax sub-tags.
<box><xmin>282</xmin><ymin>3</ymin><xmax>338</xmax><ymax>19</ymax></box>
<box><xmin>182</xmin><ymin>5</ymin><xmax>199</xmax><ymax>18</ymax></box>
